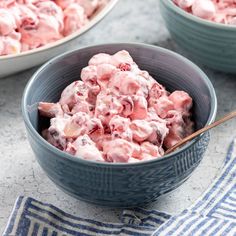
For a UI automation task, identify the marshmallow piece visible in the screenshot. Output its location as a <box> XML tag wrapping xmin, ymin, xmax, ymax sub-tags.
<box><xmin>111</xmin><ymin>50</ymin><xmax>134</xmax><ymax>68</ymax></box>
<box><xmin>63</xmin><ymin>3</ymin><xmax>87</xmax><ymax>36</ymax></box>
<box><xmin>75</xmin><ymin>0</ymin><xmax>99</xmax><ymax>17</ymax></box>
<box><xmin>47</xmin><ymin>115</ymin><xmax>70</xmax><ymax>150</ymax></box>
<box><xmin>96</xmin><ymin>64</ymin><xmax>117</xmax><ymax>88</ymax></box>
<box><xmin>148</xmin><ymin>120</ymin><xmax>169</xmax><ymax>146</ymax></box>
<box><xmin>103</xmin><ymin>139</ymin><xmax>133</xmax><ymax>163</ymax></box>
<box><xmin>120</xmin><ymin>96</ymin><xmax>134</xmax><ymax>117</ymax></box>
<box><xmin>59</xmin><ymin>80</ymin><xmax>88</xmax><ymax>108</ymax></box>
<box><xmin>0</xmin><ymin>0</ymin><xmax>15</xmax><ymax>8</ymax></box>
<box><xmin>55</xmin><ymin>0</ymin><xmax>74</xmax><ymax>10</ymax></box>
<box><xmin>177</xmin><ymin>0</ymin><xmax>195</xmax><ymax>8</ymax></box>
<box><xmin>36</xmin><ymin>1</ymin><xmax>64</xmax><ymax>31</ymax></box>
<box><xmin>63</xmin><ymin>112</ymin><xmax>90</xmax><ymax>138</ymax></box>
<box><xmin>130</xmin><ymin>120</ymin><xmax>153</xmax><ymax>142</ymax></box>
<box><xmin>141</xmin><ymin>141</ymin><xmax>161</xmax><ymax>157</ymax></box>
<box><xmin>72</xmin><ymin>135</ymin><xmax>104</xmax><ymax>162</ymax></box>
<box><xmin>19</xmin><ymin>14</ymin><xmax>63</xmax><ymax>49</ymax></box>
<box><xmin>149</xmin><ymin>82</ymin><xmax>167</xmax><ymax>99</ymax></box>
<box><xmin>192</xmin><ymin>0</ymin><xmax>216</xmax><ymax>20</ymax></box>
<box><xmin>38</xmin><ymin>102</ymin><xmax>64</xmax><ymax>118</ymax></box>
<box><xmin>109</xmin><ymin>115</ymin><xmax>132</xmax><ymax>141</ymax></box>
<box><xmin>81</xmin><ymin>65</ymin><xmax>98</xmax><ymax>88</ymax></box>
<box><xmin>0</xmin><ymin>9</ymin><xmax>17</xmax><ymax>35</ymax></box>
<box><xmin>130</xmin><ymin>95</ymin><xmax>148</xmax><ymax>120</ymax></box>
<box><xmin>0</xmin><ymin>36</ymin><xmax>21</xmax><ymax>55</ymax></box>
<box><xmin>169</xmin><ymin>91</ymin><xmax>192</xmax><ymax>112</ymax></box>
<box><xmin>87</xmin><ymin>117</ymin><xmax>104</xmax><ymax>142</ymax></box>
<box><xmin>149</xmin><ymin>96</ymin><xmax>174</xmax><ymax>119</ymax></box>
<box><xmin>89</xmin><ymin>53</ymin><xmax>112</xmax><ymax>66</ymax></box>
<box><xmin>109</xmin><ymin>71</ymin><xmax>141</xmax><ymax>95</ymax></box>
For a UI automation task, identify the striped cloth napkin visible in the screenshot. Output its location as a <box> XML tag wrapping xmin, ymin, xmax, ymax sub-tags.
<box><xmin>3</xmin><ymin>139</ymin><xmax>236</xmax><ymax>236</ymax></box>
<box><xmin>152</xmin><ymin>139</ymin><xmax>236</xmax><ymax>236</ymax></box>
<box><xmin>3</xmin><ymin>198</ymin><xmax>170</xmax><ymax>236</ymax></box>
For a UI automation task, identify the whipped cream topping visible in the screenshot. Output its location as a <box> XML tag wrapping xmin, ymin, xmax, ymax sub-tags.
<box><xmin>174</xmin><ymin>0</ymin><xmax>236</xmax><ymax>25</ymax></box>
<box><xmin>0</xmin><ymin>0</ymin><xmax>106</xmax><ymax>56</ymax></box>
<box><xmin>38</xmin><ymin>50</ymin><xmax>194</xmax><ymax>163</ymax></box>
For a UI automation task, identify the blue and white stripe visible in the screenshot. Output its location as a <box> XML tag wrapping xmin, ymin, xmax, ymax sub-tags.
<box><xmin>191</xmin><ymin>157</ymin><xmax>236</xmax><ymax>219</ymax></box>
<box><xmin>153</xmin><ymin>211</ymin><xmax>236</xmax><ymax>236</ymax></box>
<box><xmin>152</xmin><ymin>138</ymin><xmax>236</xmax><ymax>236</ymax></box>
<box><xmin>3</xmin><ymin>197</ymin><xmax>170</xmax><ymax>236</ymax></box>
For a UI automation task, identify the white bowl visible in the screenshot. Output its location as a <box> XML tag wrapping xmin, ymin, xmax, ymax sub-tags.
<box><xmin>0</xmin><ymin>0</ymin><xmax>118</xmax><ymax>78</ymax></box>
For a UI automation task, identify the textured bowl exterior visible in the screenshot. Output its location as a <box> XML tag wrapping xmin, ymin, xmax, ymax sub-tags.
<box><xmin>0</xmin><ymin>0</ymin><xmax>118</xmax><ymax>78</ymax></box>
<box><xmin>27</xmin><ymin>128</ymin><xmax>210</xmax><ymax>207</ymax></box>
<box><xmin>159</xmin><ymin>0</ymin><xmax>236</xmax><ymax>73</ymax></box>
<box><xmin>22</xmin><ymin>43</ymin><xmax>217</xmax><ymax>207</ymax></box>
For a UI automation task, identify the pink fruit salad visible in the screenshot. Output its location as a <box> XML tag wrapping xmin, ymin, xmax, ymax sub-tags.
<box><xmin>174</xmin><ymin>0</ymin><xmax>236</xmax><ymax>25</ymax></box>
<box><xmin>0</xmin><ymin>0</ymin><xmax>107</xmax><ymax>56</ymax></box>
<box><xmin>38</xmin><ymin>50</ymin><xmax>194</xmax><ymax>163</ymax></box>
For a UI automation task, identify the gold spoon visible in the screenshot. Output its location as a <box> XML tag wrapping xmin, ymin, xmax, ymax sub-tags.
<box><xmin>165</xmin><ymin>111</ymin><xmax>236</xmax><ymax>155</ymax></box>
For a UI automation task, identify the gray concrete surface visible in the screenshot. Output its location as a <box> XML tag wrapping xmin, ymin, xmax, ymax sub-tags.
<box><xmin>1</xmin><ymin>0</ymin><xmax>236</xmax><ymax>233</ymax></box>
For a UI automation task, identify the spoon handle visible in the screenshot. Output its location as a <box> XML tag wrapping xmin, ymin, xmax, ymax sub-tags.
<box><xmin>165</xmin><ymin>111</ymin><xmax>236</xmax><ymax>155</ymax></box>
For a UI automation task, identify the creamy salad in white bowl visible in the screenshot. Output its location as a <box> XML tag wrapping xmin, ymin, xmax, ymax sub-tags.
<box><xmin>0</xmin><ymin>0</ymin><xmax>118</xmax><ymax>77</ymax></box>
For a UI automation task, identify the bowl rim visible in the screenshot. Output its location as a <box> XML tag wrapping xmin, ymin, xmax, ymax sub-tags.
<box><xmin>22</xmin><ymin>42</ymin><xmax>217</xmax><ymax>167</ymax></box>
<box><xmin>0</xmin><ymin>0</ymin><xmax>119</xmax><ymax>60</ymax></box>
<box><xmin>161</xmin><ymin>0</ymin><xmax>236</xmax><ymax>31</ymax></box>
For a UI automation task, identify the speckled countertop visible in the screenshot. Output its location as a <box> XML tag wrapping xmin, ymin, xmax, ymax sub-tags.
<box><xmin>1</xmin><ymin>0</ymin><xmax>236</xmax><ymax>233</ymax></box>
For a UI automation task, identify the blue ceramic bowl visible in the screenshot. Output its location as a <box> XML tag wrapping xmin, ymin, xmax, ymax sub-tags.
<box><xmin>159</xmin><ymin>0</ymin><xmax>236</xmax><ymax>73</ymax></box>
<box><xmin>22</xmin><ymin>43</ymin><xmax>217</xmax><ymax>207</ymax></box>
